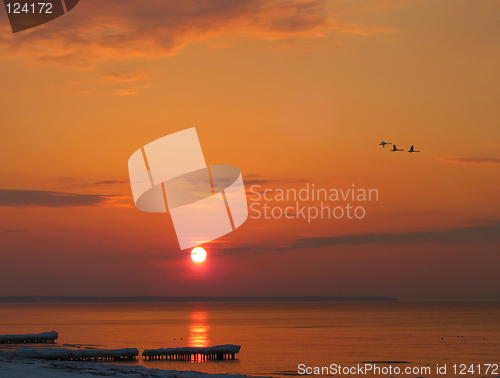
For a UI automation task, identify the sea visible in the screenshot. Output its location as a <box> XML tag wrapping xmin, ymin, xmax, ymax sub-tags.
<box><xmin>0</xmin><ymin>302</ymin><xmax>499</xmax><ymax>377</ymax></box>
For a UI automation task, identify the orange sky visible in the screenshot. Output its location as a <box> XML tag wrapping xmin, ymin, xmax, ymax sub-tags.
<box><xmin>0</xmin><ymin>0</ymin><xmax>499</xmax><ymax>300</ymax></box>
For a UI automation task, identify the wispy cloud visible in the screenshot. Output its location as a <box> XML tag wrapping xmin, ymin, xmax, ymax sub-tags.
<box><xmin>217</xmin><ymin>223</ymin><xmax>500</xmax><ymax>255</ymax></box>
<box><xmin>440</xmin><ymin>156</ymin><xmax>500</xmax><ymax>165</ymax></box>
<box><xmin>64</xmin><ymin>72</ymin><xmax>151</xmax><ymax>95</ymax></box>
<box><xmin>64</xmin><ymin>179</ymin><xmax>129</xmax><ymax>189</ymax></box>
<box><xmin>468</xmin><ymin>218</ymin><xmax>500</xmax><ymax>225</ymax></box>
<box><xmin>244</xmin><ymin>174</ymin><xmax>307</xmax><ymax>186</ymax></box>
<box><xmin>0</xmin><ymin>229</ymin><xmax>25</xmax><ymax>234</ymax></box>
<box><xmin>290</xmin><ymin>223</ymin><xmax>500</xmax><ymax>249</ymax></box>
<box><xmin>93</xmin><ymin>180</ymin><xmax>129</xmax><ymax>186</ymax></box>
<box><xmin>0</xmin><ymin>0</ymin><xmax>395</xmax><ymax>68</ymax></box>
<box><xmin>113</xmin><ymin>83</ymin><xmax>151</xmax><ymax>96</ymax></box>
<box><xmin>218</xmin><ymin>245</ymin><xmax>254</xmax><ymax>255</ymax></box>
<box><xmin>0</xmin><ymin>190</ymin><xmax>116</xmax><ymax>208</ymax></box>
<box><xmin>100</xmin><ymin>71</ymin><xmax>149</xmax><ymax>83</ymax></box>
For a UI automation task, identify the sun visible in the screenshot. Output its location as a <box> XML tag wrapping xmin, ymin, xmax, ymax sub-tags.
<box><xmin>191</xmin><ymin>247</ymin><xmax>207</xmax><ymax>263</ymax></box>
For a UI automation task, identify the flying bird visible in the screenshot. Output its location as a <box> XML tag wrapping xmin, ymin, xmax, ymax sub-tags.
<box><xmin>408</xmin><ymin>145</ymin><xmax>420</xmax><ymax>153</ymax></box>
<box><xmin>391</xmin><ymin>145</ymin><xmax>404</xmax><ymax>152</ymax></box>
<box><xmin>379</xmin><ymin>141</ymin><xmax>392</xmax><ymax>147</ymax></box>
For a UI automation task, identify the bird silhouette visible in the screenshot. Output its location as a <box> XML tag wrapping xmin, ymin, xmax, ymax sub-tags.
<box><xmin>408</xmin><ymin>145</ymin><xmax>420</xmax><ymax>153</ymax></box>
<box><xmin>379</xmin><ymin>141</ymin><xmax>392</xmax><ymax>147</ymax></box>
<box><xmin>391</xmin><ymin>145</ymin><xmax>404</xmax><ymax>152</ymax></box>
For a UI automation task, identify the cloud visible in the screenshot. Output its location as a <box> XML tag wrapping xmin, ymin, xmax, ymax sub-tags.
<box><xmin>244</xmin><ymin>175</ymin><xmax>309</xmax><ymax>198</ymax></box>
<box><xmin>218</xmin><ymin>245</ymin><xmax>254</xmax><ymax>255</ymax></box>
<box><xmin>93</xmin><ymin>180</ymin><xmax>129</xmax><ymax>186</ymax></box>
<box><xmin>440</xmin><ymin>156</ymin><xmax>500</xmax><ymax>165</ymax></box>
<box><xmin>206</xmin><ymin>223</ymin><xmax>500</xmax><ymax>256</ymax></box>
<box><xmin>65</xmin><ymin>180</ymin><xmax>129</xmax><ymax>188</ymax></box>
<box><xmin>0</xmin><ymin>229</ymin><xmax>25</xmax><ymax>234</ymax></box>
<box><xmin>64</xmin><ymin>72</ymin><xmax>151</xmax><ymax>95</ymax></box>
<box><xmin>0</xmin><ymin>190</ymin><xmax>116</xmax><ymax>208</ymax></box>
<box><xmin>290</xmin><ymin>223</ymin><xmax>500</xmax><ymax>249</ymax></box>
<box><xmin>244</xmin><ymin>174</ymin><xmax>307</xmax><ymax>186</ymax></box>
<box><xmin>0</xmin><ymin>0</ymin><xmax>395</xmax><ymax>67</ymax></box>
<box><xmin>468</xmin><ymin>218</ymin><xmax>500</xmax><ymax>225</ymax></box>
<box><xmin>100</xmin><ymin>71</ymin><xmax>149</xmax><ymax>83</ymax></box>
<box><xmin>113</xmin><ymin>83</ymin><xmax>151</xmax><ymax>96</ymax></box>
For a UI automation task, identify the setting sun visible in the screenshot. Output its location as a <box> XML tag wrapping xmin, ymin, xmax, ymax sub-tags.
<box><xmin>191</xmin><ymin>247</ymin><xmax>207</xmax><ymax>263</ymax></box>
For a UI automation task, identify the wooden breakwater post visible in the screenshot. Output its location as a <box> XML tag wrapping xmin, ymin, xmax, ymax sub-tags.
<box><xmin>0</xmin><ymin>331</ymin><xmax>58</xmax><ymax>344</ymax></box>
<box><xmin>142</xmin><ymin>344</ymin><xmax>241</xmax><ymax>361</ymax></box>
<box><xmin>3</xmin><ymin>347</ymin><xmax>139</xmax><ymax>361</ymax></box>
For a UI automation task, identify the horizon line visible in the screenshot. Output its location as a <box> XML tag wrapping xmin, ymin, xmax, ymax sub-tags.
<box><xmin>0</xmin><ymin>295</ymin><xmax>399</xmax><ymax>303</ymax></box>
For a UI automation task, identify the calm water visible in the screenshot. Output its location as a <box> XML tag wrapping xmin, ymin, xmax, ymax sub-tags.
<box><xmin>0</xmin><ymin>302</ymin><xmax>499</xmax><ymax>377</ymax></box>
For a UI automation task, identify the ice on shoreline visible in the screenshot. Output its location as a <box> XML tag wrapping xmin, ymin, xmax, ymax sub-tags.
<box><xmin>2</xmin><ymin>346</ymin><xmax>138</xmax><ymax>360</ymax></box>
<box><xmin>0</xmin><ymin>331</ymin><xmax>58</xmax><ymax>344</ymax></box>
<box><xmin>0</xmin><ymin>356</ymin><xmax>252</xmax><ymax>378</ymax></box>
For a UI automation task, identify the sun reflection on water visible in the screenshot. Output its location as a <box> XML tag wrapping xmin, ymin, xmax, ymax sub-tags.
<box><xmin>188</xmin><ymin>310</ymin><xmax>210</xmax><ymax>349</ymax></box>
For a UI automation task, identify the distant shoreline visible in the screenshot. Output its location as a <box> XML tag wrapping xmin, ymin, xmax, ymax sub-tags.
<box><xmin>0</xmin><ymin>296</ymin><xmax>398</xmax><ymax>303</ymax></box>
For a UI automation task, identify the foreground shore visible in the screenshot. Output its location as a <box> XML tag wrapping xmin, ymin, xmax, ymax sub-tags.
<box><xmin>0</xmin><ymin>357</ymin><xmax>250</xmax><ymax>378</ymax></box>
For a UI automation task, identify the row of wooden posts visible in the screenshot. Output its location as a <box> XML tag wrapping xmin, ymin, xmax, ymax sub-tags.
<box><xmin>0</xmin><ymin>338</ymin><xmax>57</xmax><ymax>344</ymax></box>
<box><xmin>144</xmin><ymin>352</ymin><xmax>237</xmax><ymax>361</ymax></box>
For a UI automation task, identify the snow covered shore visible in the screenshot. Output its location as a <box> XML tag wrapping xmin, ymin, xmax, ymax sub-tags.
<box><xmin>0</xmin><ymin>356</ymin><xmax>250</xmax><ymax>378</ymax></box>
<box><xmin>0</xmin><ymin>331</ymin><xmax>58</xmax><ymax>344</ymax></box>
<box><xmin>3</xmin><ymin>346</ymin><xmax>138</xmax><ymax>360</ymax></box>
